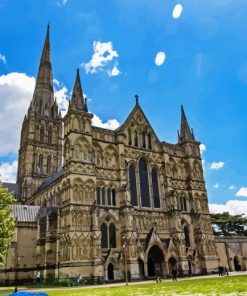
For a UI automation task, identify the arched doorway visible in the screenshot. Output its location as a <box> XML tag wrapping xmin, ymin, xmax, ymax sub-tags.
<box><xmin>147</xmin><ymin>245</ymin><xmax>164</xmax><ymax>277</ymax></box>
<box><xmin>234</xmin><ymin>256</ymin><xmax>241</xmax><ymax>271</ymax></box>
<box><xmin>107</xmin><ymin>263</ymin><xmax>114</xmax><ymax>280</ymax></box>
<box><xmin>168</xmin><ymin>257</ymin><xmax>177</xmax><ymax>275</ymax></box>
<box><xmin>138</xmin><ymin>259</ymin><xmax>144</xmax><ymax>279</ymax></box>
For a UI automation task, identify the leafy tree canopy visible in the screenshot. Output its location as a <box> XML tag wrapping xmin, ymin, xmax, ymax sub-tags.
<box><xmin>0</xmin><ymin>181</ymin><xmax>15</xmax><ymax>265</ymax></box>
<box><xmin>211</xmin><ymin>212</ymin><xmax>247</xmax><ymax>237</ymax></box>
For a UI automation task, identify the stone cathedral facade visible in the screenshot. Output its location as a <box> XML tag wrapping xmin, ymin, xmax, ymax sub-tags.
<box><xmin>7</xmin><ymin>25</ymin><xmax>246</xmax><ymax>283</ymax></box>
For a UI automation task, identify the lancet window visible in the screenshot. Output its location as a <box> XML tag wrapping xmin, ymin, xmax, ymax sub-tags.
<box><xmin>101</xmin><ymin>222</ymin><xmax>116</xmax><ymax>249</ymax></box>
<box><xmin>96</xmin><ymin>186</ymin><xmax>117</xmax><ymax>206</ymax></box>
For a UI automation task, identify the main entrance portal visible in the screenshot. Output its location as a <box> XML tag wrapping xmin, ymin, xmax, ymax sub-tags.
<box><xmin>147</xmin><ymin>245</ymin><xmax>164</xmax><ymax>277</ymax></box>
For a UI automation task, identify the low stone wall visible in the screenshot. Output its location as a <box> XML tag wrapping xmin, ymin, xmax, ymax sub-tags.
<box><xmin>215</xmin><ymin>236</ymin><xmax>247</xmax><ymax>272</ymax></box>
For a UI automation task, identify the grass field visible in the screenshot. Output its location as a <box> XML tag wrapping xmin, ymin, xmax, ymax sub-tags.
<box><xmin>1</xmin><ymin>275</ymin><xmax>247</xmax><ymax>296</ymax></box>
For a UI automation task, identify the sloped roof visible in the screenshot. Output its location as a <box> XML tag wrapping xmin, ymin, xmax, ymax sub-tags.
<box><xmin>11</xmin><ymin>205</ymin><xmax>41</xmax><ymax>222</ymax></box>
<box><xmin>36</xmin><ymin>169</ymin><xmax>64</xmax><ymax>194</ymax></box>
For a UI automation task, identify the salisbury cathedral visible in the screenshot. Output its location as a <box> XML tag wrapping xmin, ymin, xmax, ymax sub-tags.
<box><xmin>1</xmin><ymin>26</ymin><xmax>247</xmax><ymax>283</ymax></box>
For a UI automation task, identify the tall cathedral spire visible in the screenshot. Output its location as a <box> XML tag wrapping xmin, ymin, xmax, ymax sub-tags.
<box><xmin>69</xmin><ymin>69</ymin><xmax>88</xmax><ymax>112</ymax></box>
<box><xmin>178</xmin><ymin>105</ymin><xmax>195</xmax><ymax>143</ymax></box>
<box><xmin>35</xmin><ymin>24</ymin><xmax>53</xmax><ymax>93</ymax></box>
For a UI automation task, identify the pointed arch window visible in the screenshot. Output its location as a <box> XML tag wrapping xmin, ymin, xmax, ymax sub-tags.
<box><xmin>112</xmin><ymin>189</ymin><xmax>116</xmax><ymax>206</ymax></box>
<box><xmin>148</xmin><ymin>133</ymin><xmax>152</xmax><ymax>149</ymax></box>
<box><xmin>184</xmin><ymin>225</ymin><xmax>190</xmax><ymax>252</ymax></box>
<box><xmin>142</xmin><ymin>132</ymin><xmax>146</xmax><ymax>148</ymax></box>
<box><xmin>47</xmin><ymin>155</ymin><xmax>51</xmax><ymax>174</ymax></box>
<box><xmin>101</xmin><ymin>223</ymin><xmax>108</xmax><ymax>248</ymax></box>
<box><xmin>101</xmin><ymin>187</ymin><xmax>106</xmax><ymax>205</ymax></box>
<box><xmin>129</xmin><ymin>164</ymin><xmax>138</xmax><ymax>206</ymax></box>
<box><xmin>128</xmin><ymin>129</ymin><xmax>132</xmax><ymax>145</ymax></box>
<box><xmin>109</xmin><ymin>223</ymin><xmax>116</xmax><ymax>248</ymax></box>
<box><xmin>180</xmin><ymin>195</ymin><xmax>187</xmax><ymax>211</ymax></box>
<box><xmin>38</xmin><ymin>154</ymin><xmax>43</xmax><ymax>174</ymax></box>
<box><xmin>40</xmin><ymin>127</ymin><xmax>45</xmax><ymax>142</ymax></box>
<box><xmin>152</xmin><ymin>168</ymin><xmax>160</xmax><ymax>208</ymax></box>
<box><xmin>107</xmin><ymin>188</ymin><xmax>111</xmax><ymax>205</ymax></box>
<box><xmin>96</xmin><ymin>187</ymin><xmax>101</xmax><ymax>204</ymax></box>
<box><xmin>139</xmin><ymin>158</ymin><xmax>150</xmax><ymax>207</ymax></box>
<box><xmin>134</xmin><ymin>131</ymin><xmax>138</xmax><ymax>147</ymax></box>
<box><xmin>48</xmin><ymin>127</ymin><xmax>52</xmax><ymax>144</ymax></box>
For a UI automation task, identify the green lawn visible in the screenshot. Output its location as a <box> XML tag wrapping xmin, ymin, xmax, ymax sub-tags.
<box><xmin>1</xmin><ymin>276</ymin><xmax>247</xmax><ymax>296</ymax></box>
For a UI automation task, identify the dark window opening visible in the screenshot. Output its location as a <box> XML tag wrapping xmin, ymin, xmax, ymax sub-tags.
<box><xmin>128</xmin><ymin>129</ymin><xmax>132</xmax><ymax>145</ymax></box>
<box><xmin>129</xmin><ymin>164</ymin><xmax>138</xmax><ymax>206</ymax></box>
<box><xmin>48</xmin><ymin>128</ymin><xmax>52</xmax><ymax>144</ymax></box>
<box><xmin>109</xmin><ymin>223</ymin><xmax>116</xmax><ymax>248</ymax></box>
<box><xmin>38</xmin><ymin>154</ymin><xmax>43</xmax><ymax>174</ymax></box>
<box><xmin>152</xmin><ymin>168</ymin><xmax>160</xmax><ymax>208</ymax></box>
<box><xmin>47</xmin><ymin>156</ymin><xmax>51</xmax><ymax>174</ymax></box>
<box><xmin>102</xmin><ymin>187</ymin><xmax>105</xmax><ymax>205</ymax></box>
<box><xmin>112</xmin><ymin>189</ymin><xmax>116</xmax><ymax>206</ymax></box>
<box><xmin>134</xmin><ymin>131</ymin><xmax>138</xmax><ymax>147</ymax></box>
<box><xmin>148</xmin><ymin>134</ymin><xmax>152</xmax><ymax>149</ymax></box>
<box><xmin>107</xmin><ymin>188</ymin><xmax>111</xmax><ymax>205</ymax></box>
<box><xmin>101</xmin><ymin>223</ymin><xmax>108</xmax><ymax>248</ymax></box>
<box><xmin>139</xmin><ymin>158</ymin><xmax>150</xmax><ymax>207</ymax></box>
<box><xmin>184</xmin><ymin>226</ymin><xmax>190</xmax><ymax>252</ymax></box>
<box><xmin>96</xmin><ymin>187</ymin><xmax>101</xmax><ymax>205</ymax></box>
<box><xmin>142</xmin><ymin>132</ymin><xmax>146</xmax><ymax>148</ymax></box>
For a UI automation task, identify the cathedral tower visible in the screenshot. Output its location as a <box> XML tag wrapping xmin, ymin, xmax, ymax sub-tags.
<box><xmin>17</xmin><ymin>25</ymin><xmax>62</xmax><ymax>202</ymax></box>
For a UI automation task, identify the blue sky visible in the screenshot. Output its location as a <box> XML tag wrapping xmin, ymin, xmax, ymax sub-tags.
<box><xmin>0</xmin><ymin>0</ymin><xmax>247</xmax><ymax>214</ymax></box>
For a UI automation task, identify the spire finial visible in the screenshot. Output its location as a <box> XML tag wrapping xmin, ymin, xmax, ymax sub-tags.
<box><xmin>69</xmin><ymin>68</ymin><xmax>87</xmax><ymax>112</ymax></box>
<box><xmin>178</xmin><ymin>105</ymin><xmax>195</xmax><ymax>143</ymax></box>
<box><xmin>135</xmin><ymin>94</ymin><xmax>139</xmax><ymax>104</ymax></box>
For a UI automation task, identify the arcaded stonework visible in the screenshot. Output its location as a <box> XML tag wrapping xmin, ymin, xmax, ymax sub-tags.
<box><xmin>1</xmin><ymin>26</ymin><xmax>246</xmax><ymax>283</ymax></box>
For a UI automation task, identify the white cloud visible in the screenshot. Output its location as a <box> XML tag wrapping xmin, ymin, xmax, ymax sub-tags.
<box><xmin>53</xmin><ymin>79</ymin><xmax>69</xmax><ymax>117</ymax></box>
<box><xmin>0</xmin><ymin>53</ymin><xmax>7</xmax><ymax>64</ymax></box>
<box><xmin>0</xmin><ymin>160</ymin><xmax>18</xmax><ymax>183</ymax></box>
<box><xmin>56</xmin><ymin>0</ymin><xmax>68</xmax><ymax>7</ymax></box>
<box><xmin>236</xmin><ymin>187</ymin><xmax>247</xmax><ymax>198</ymax></box>
<box><xmin>172</xmin><ymin>4</ymin><xmax>183</xmax><ymax>19</ymax></box>
<box><xmin>213</xmin><ymin>183</ymin><xmax>219</xmax><ymax>189</ymax></box>
<box><xmin>199</xmin><ymin>144</ymin><xmax>206</xmax><ymax>169</ymax></box>
<box><xmin>0</xmin><ymin>73</ymin><xmax>35</xmax><ymax>155</ymax></box>
<box><xmin>82</xmin><ymin>41</ymin><xmax>120</xmax><ymax>76</ymax></box>
<box><xmin>0</xmin><ymin>73</ymin><xmax>69</xmax><ymax>155</ymax></box>
<box><xmin>199</xmin><ymin>144</ymin><xmax>206</xmax><ymax>155</ymax></box>
<box><xmin>209</xmin><ymin>200</ymin><xmax>247</xmax><ymax>216</ymax></box>
<box><xmin>0</xmin><ymin>71</ymin><xmax>120</xmax><ymax>161</ymax></box>
<box><xmin>210</xmin><ymin>161</ymin><xmax>225</xmax><ymax>170</ymax></box>
<box><xmin>229</xmin><ymin>185</ymin><xmax>236</xmax><ymax>190</ymax></box>
<box><xmin>108</xmin><ymin>64</ymin><xmax>120</xmax><ymax>77</ymax></box>
<box><xmin>155</xmin><ymin>51</ymin><xmax>166</xmax><ymax>66</ymax></box>
<box><xmin>92</xmin><ymin>114</ymin><xmax>120</xmax><ymax>130</ymax></box>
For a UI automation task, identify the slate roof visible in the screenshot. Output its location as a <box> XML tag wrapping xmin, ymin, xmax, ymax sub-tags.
<box><xmin>3</xmin><ymin>182</ymin><xmax>20</xmax><ymax>199</ymax></box>
<box><xmin>36</xmin><ymin>169</ymin><xmax>64</xmax><ymax>194</ymax></box>
<box><xmin>11</xmin><ymin>205</ymin><xmax>41</xmax><ymax>222</ymax></box>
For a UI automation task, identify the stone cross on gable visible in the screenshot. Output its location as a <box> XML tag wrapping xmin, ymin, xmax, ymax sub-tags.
<box><xmin>135</xmin><ymin>94</ymin><xmax>139</xmax><ymax>104</ymax></box>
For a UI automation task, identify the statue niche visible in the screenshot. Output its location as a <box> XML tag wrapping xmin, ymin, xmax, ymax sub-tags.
<box><xmin>93</xmin><ymin>143</ymin><xmax>103</xmax><ymax>166</ymax></box>
<box><xmin>193</xmin><ymin>160</ymin><xmax>202</xmax><ymax>179</ymax></box>
<box><xmin>74</xmin><ymin>137</ymin><xmax>92</xmax><ymax>162</ymax></box>
<box><xmin>103</xmin><ymin>145</ymin><xmax>118</xmax><ymax>169</ymax></box>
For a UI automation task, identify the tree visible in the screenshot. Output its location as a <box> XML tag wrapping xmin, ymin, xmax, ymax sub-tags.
<box><xmin>211</xmin><ymin>212</ymin><xmax>247</xmax><ymax>237</ymax></box>
<box><xmin>0</xmin><ymin>181</ymin><xmax>15</xmax><ymax>265</ymax></box>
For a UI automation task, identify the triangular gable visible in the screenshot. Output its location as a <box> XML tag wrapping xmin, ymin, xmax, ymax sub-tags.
<box><xmin>145</xmin><ymin>227</ymin><xmax>163</xmax><ymax>251</ymax></box>
<box><xmin>117</xmin><ymin>102</ymin><xmax>160</xmax><ymax>143</ymax></box>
